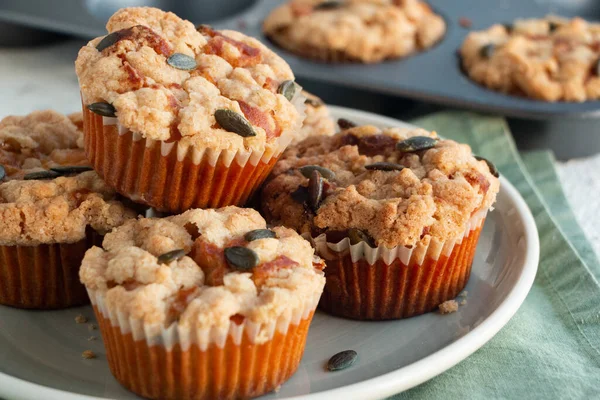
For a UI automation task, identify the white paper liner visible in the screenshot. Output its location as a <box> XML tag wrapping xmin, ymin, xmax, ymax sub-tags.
<box><xmin>311</xmin><ymin>209</ymin><xmax>488</xmax><ymax>266</ymax></box>
<box><xmin>100</xmin><ymin>90</ymin><xmax>306</xmax><ymax>169</ymax></box>
<box><xmin>87</xmin><ymin>288</ymin><xmax>321</xmax><ymax>352</ymax></box>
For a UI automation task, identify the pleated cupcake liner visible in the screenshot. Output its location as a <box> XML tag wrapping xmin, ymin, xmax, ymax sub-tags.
<box><xmin>0</xmin><ymin>229</ymin><xmax>102</xmax><ymax>309</ymax></box>
<box><xmin>81</xmin><ymin>92</ymin><xmax>305</xmax><ymax>213</ymax></box>
<box><xmin>313</xmin><ymin>211</ymin><xmax>488</xmax><ymax>320</ymax></box>
<box><xmin>88</xmin><ymin>289</ymin><xmax>321</xmax><ymax>400</ymax></box>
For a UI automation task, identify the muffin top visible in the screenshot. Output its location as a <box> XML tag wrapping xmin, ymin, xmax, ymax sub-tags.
<box><xmin>0</xmin><ymin>171</ymin><xmax>138</xmax><ymax>246</ymax></box>
<box><xmin>261</xmin><ymin>125</ymin><xmax>499</xmax><ymax>248</ymax></box>
<box><xmin>76</xmin><ymin>7</ymin><xmax>304</xmax><ymax>154</ymax></box>
<box><xmin>461</xmin><ymin>16</ymin><xmax>600</xmax><ymax>102</ymax></box>
<box><xmin>0</xmin><ymin>110</ymin><xmax>88</xmax><ymax>180</ymax></box>
<box><xmin>263</xmin><ymin>0</ymin><xmax>446</xmax><ymax>63</ymax></box>
<box><xmin>80</xmin><ymin>207</ymin><xmax>325</xmax><ymax>333</ymax></box>
<box><xmin>294</xmin><ymin>91</ymin><xmax>335</xmax><ymax>145</ymax></box>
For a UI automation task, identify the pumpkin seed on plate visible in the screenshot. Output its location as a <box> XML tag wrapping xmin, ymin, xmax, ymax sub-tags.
<box><xmin>157</xmin><ymin>249</ymin><xmax>186</xmax><ymax>265</ymax></box>
<box><xmin>479</xmin><ymin>44</ymin><xmax>495</xmax><ymax>59</ymax></box>
<box><xmin>95</xmin><ymin>32</ymin><xmax>121</xmax><ymax>52</ymax></box>
<box><xmin>0</xmin><ymin>165</ymin><xmax>5</xmax><ymax>181</ymax></box>
<box><xmin>87</xmin><ymin>102</ymin><xmax>116</xmax><ymax>118</ymax></box>
<box><xmin>337</xmin><ymin>118</ymin><xmax>357</xmax><ymax>130</ymax></box>
<box><xmin>396</xmin><ymin>136</ymin><xmax>438</xmax><ymax>153</ymax></box>
<box><xmin>474</xmin><ymin>156</ymin><xmax>500</xmax><ymax>178</ymax></box>
<box><xmin>327</xmin><ymin>350</ymin><xmax>357</xmax><ymax>371</ymax></box>
<box><xmin>277</xmin><ymin>80</ymin><xmax>296</xmax><ymax>101</ymax></box>
<box><xmin>167</xmin><ymin>53</ymin><xmax>197</xmax><ymax>71</ymax></box>
<box><xmin>299</xmin><ymin>165</ymin><xmax>335</xmax><ymax>180</ymax></box>
<box><xmin>23</xmin><ymin>170</ymin><xmax>60</xmax><ymax>180</ymax></box>
<box><xmin>314</xmin><ymin>0</ymin><xmax>344</xmax><ymax>10</ymax></box>
<box><xmin>225</xmin><ymin>246</ymin><xmax>259</xmax><ymax>270</ymax></box>
<box><xmin>348</xmin><ymin>228</ymin><xmax>375</xmax><ymax>247</ymax></box>
<box><xmin>308</xmin><ymin>170</ymin><xmax>324</xmax><ymax>212</ymax></box>
<box><xmin>214</xmin><ymin>109</ymin><xmax>256</xmax><ymax>137</ymax></box>
<box><xmin>364</xmin><ymin>162</ymin><xmax>404</xmax><ymax>172</ymax></box>
<box><xmin>245</xmin><ymin>229</ymin><xmax>277</xmax><ymax>241</ymax></box>
<box><xmin>50</xmin><ymin>166</ymin><xmax>94</xmax><ymax>175</ymax></box>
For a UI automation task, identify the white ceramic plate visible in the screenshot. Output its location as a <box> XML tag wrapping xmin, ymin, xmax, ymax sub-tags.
<box><xmin>0</xmin><ymin>107</ymin><xmax>539</xmax><ymax>400</ymax></box>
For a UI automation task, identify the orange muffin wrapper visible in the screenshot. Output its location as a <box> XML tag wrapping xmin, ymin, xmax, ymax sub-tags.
<box><xmin>313</xmin><ymin>211</ymin><xmax>487</xmax><ymax>320</ymax></box>
<box><xmin>88</xmin><ymin>289</ymin><xmax>320</xmax><ymax>400</ymax></box>
<box><xmin>82</xmin><ymin>105</ymin><xmax>294</xmax><ymax>213</ymax></box>
<box><xmin>0</xmin><ymin>230</ymin><xmax>102</xmax><ymax>309</ymax></box>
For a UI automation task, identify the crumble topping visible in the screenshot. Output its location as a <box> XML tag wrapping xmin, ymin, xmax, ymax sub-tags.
<box><xmin>76</xmin><ymin>7</ymin><xmax>303</xmax><ymax>154</ymax></box>
<box><xmin>261</xmin><ymin>125</ymin><xmax>499</xmax><ymax>248</ymax></box>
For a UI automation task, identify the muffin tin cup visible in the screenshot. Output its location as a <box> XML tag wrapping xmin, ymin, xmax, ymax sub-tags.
<box><xmin>87</xmin><ymin>289</ymin><xmax>321</xmax><ymax>400</ymax></box>
<box><xmin>81</xmin><ymin>106</ymin><xmax>297</xmax><ymax>213</ymax></box>
<box><xmin>312</xmin><ymin>210</ymin><xmax>487</xmax><ymax>320</ymax></box>
<box><xmin>0</xmin><ymin>229</ymin><xmax>102</xmax><ymax>309</ymax></box>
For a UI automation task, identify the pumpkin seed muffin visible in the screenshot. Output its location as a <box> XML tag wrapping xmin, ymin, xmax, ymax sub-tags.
<box><xmin>0</xmin><ymin>110</ymin><xmax>88</xmax><ymax>181</ymax></box>
<box><xmin>461</xmin><ymin>16</ymin><xmax>600</xmax><ymax>102</ymax></box>
<box><xmin>0</xmin><ymin>171</ymin><xmax>137</xmax><ymax>309</ymax></box>
<box><xmin>80</xmin><ymin>206</ymin><xmax>325</xmax><ymax>400</ymax></box>
<box><xmin>261</xmin><ymin>124</ymin><xmax>499</xmax><ymax>320</ymax></box>
<box><xmin>76</xmin><ymin>7</ymin><xmax>305</xmax><ymax>212</ymax></box>
<box><xmin>263</xmin><ymin>0</ymin><xmax>446</xmax><ymax>63</ymax></box>
<box><xmin>294</xmin><ymin>91</ymin><xmax>335</xmax><ymax>144</ymax></box>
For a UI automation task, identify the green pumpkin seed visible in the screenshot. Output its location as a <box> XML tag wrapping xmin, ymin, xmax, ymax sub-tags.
<box><xmin>308</xmin><ymin>170</ymin><xmax>324</xmax><ymax>212</ymax></box>
<box><xmin>314</xmin><ymin>0</ymin><xmax>344</xmax><ymax>10</ymax></box>
<box><xmin>167</xmin><ymin>53</ymin><xmax>197</xmax><ymax>71</ymax></box>
<box><xmin>50</xmin><ymin>166</ymin><xmax>94</xmax><ymax>175</ymax></box>
<box><xmin>157</xmin><ymin>249</ymin><xmax>186</xmax><ymax>265</ymax></box>
<box><xmin>327</xmin><ymin>350</ymin><xmax>357</xmax><ymax>371</ymax></box>
<box><xmin>245</xmin><ymin>229</ymin><xmax>276</xmax><ymax>241</ymax></box>
<box><xmin>277</xmin><ymin>80</ymin><xmax>296</xmax><ymax>101</ymax></box>
<box><xmin>594</xmin><ymin>58</ymin><xmax>600</xmax><ymax>77</ymax></box>
<box><xmin>396</xmin><ymin>136</ymin><xmax>438</xmax><ymax>153</ymax></box>
<box><xmin>474</xmin><ymin>156</ymin><xmax>499</xmax><ymax>178</ymax></box>
<box><xmin>364</xmin><ymin>162</ymin><xmax>404</xmax><ymax>172</ymax></box>
<box><xmin>87</xmin><ymin>102</ymin><xmax>116</xmax><ymax>118</ymax></box>
<box><xmin>305</xmin><ymin>97</ymin><xmax>324</xmax><ymax>108</ymax></box>
<box><xmin>225</xmin><ymin>246</ymin><xmax>259</xmax><ymax>270</ymax></box>
<box><xmin>549</xmin><ymin>21</ymin><xmax>560</xmax><ymax>33</ymax></box>
<box><xmin>214</xmin><ymin>109</ymin><xmax>256</xmax><ymax>138</ymax></box>
<box><xmin>348</xmin><ymin>228</ymin><xmax>375</xmax><ymax>247</ymax></box>
<box><xmin>299</xmin><ymin>165</ymin><xmax>335</xmax><ymax>180</ymax></box>
<box><xmin>23</xmin><ymin>170</ymin><xmax>60</xmax><ymax>180</ymax></box>
<box><xmin>291</xmin><ymin>185</ymin><xmax>309</xmax><ymax>204</ymax></box>
<box><xmin>479</xmin><ymin>44</ymin><xmax>495</xmax><ymax>59</ymax></box>
<box><xmin>337</xmin><ymin>118</ymin><xmax>356</xmax><ymax>130</ymax></box>
<box><xmin>503</xmin><ymin>23</ymin><xmax>513</xmax><ymax>33</ymax></box>
<box><xmin>0</xmin><ymin>165</ymin><xmax>5</xmax><ymax>181</ymax></box>
<box><xmin>96</xmin><ymin>32</ymin><xmax>121</xmax><ymax>52</ymax></box>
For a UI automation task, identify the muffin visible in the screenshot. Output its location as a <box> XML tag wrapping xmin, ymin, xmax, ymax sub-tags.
<box><xmin>76</xmin><ymin>7</ymin><xmax>305</xmax><ymax>213</ymax></box>
<box><xmin>294</xmin><ymin>91</ymin><xmax>336</xmax><ymax>145</ymax></box>
<box><xmin>261</xmin><ymin>125</ymin><xmax>499</xmax><ymax>320</ymax></box>
<box><xmin>263</xmin><ymin>0</ymin><xmax>446</xmax><ymax>63</ymax></box>
<box><xmin>80</xmin><ymin>207</ymin><xmax>325</xmax><ymax>400</ymax></box>
<box><xmin>0</xmin><ymin>171</ymin><xmax>136</xmax><ymax>309</ymax></box>
<box><xmin>461</xmin><ymin>16</ymin><xmax>600</xmax><ymax>102</ymax></box>
<box><xmin>0</xmin><ymin>110</ymin><xmax>88</xmax><ymax>181</ymax></box>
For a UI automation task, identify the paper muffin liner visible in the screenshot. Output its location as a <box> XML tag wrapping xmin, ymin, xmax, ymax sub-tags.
<box><xmin>81</xmin><ymin>93</ymin><xmax>304</xmax><ymax>213</ymax></box>
<box><xmin>313</xmin><ymin>210</ymin><xmax>488</xmax><ymax>320</ymax></box>
<box><xmin>87</xmin><ymin>288</ymin><xmax>321</xmax><ymax>400</ymax></box>
<box><xmin>0</xmin><ymin>229</ymin><xmax>102</xmax><ymax>309</ymax></box>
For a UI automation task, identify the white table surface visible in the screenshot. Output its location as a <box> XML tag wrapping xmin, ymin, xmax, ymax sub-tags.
<box><xmin>1</xmin><ymin>40</ymin><xmax>599</xmax><ymax>259</ymax></box>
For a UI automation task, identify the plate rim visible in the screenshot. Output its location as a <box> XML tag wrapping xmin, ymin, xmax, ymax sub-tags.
<box><xmin>0</xmin><ymin>106</ymin><xmax>540</xmax><ymax>400</ymax></box>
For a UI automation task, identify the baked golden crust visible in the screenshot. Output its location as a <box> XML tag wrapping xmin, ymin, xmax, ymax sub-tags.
<box><xmin>461</xmin><ymin>16</ymin><xmax>600</xmax><ymax>102</ymax></box>
<box><xmin>261</xmin><ymin>125</ymin><xmax>499</xmax><ymax>248</ymax></box>
<box><xmin>76</xmin><ymin>7</ymin><xmax>304</xmax><ymax>154</ymax></box>
<box><xmin>79</xmin><ymin>207</ymin><xmax>325</xmax><ymax>329</ymax></box>
<box><xmin>294</xmin><ymin>91</ymin><xmax>335</xmax><ymax>144</ymax></box>
<box><xmin>0</xmin><ymin>171</ymin><xmax>138</xmax><ymax>246</ymax></box>
<box><xmin>0</xmin><ymin>110</ymin><xmax>88</xmax><ymax>180</ymax></box>
<box><xmin>263</xmin><ymin>0</ymin><xmax>446</xmax><ymax>63</ymax></box>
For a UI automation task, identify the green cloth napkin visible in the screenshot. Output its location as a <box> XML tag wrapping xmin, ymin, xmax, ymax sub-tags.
<box><xmin>388</xmin><ymin>112</ymin><xmax>600</xmax><ymax>399</ymax></box>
